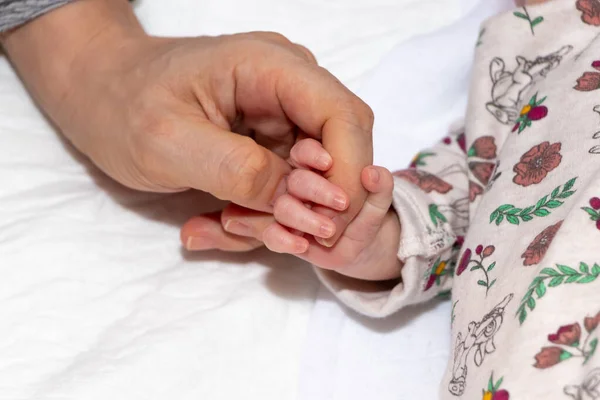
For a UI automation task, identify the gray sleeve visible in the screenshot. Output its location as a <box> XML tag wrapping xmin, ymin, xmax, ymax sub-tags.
<box><xmin>0</xmin><ymin>0</ymin><xmax>73</xmax><ymax>32</ymax></box>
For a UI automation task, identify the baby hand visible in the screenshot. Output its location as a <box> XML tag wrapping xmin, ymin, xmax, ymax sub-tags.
<box><xmin>271</xmin><ymin>139</ymin><xmax>402</xmax><ymax>281</ymax></box>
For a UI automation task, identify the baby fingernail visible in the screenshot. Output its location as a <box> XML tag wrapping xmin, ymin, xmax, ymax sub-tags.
<box><xmin>295</xmin><ymin>239</ymin><xmax>309</xmax><ymax>254</ymax></box>
<box><xmin>185</xmin><ymin>236</ymin><xmax>215</xmax><ymax>251</ymax></box>
<box><xmin>368</xmin><ymin>167</ymin><xmax>380</xmax><ymax>183</ymax></box>
<box><xmin>224</xmin><ymin>220</ymin><xmax>252</xmax><ymax>237</ymax></box>
<box><xmin>333</xmin><ymin>196</ymin><xmax>347</xmax><ymax>210</ymax></box>
<box><xmin>319</xmin><ymin>223</ymin><xmax>335</xmax><ymax>238</ymax></box>
<box><xmin>316</xmin><ymin>155</ymin><xmax>332</xmax><ymax>169</ymax></box>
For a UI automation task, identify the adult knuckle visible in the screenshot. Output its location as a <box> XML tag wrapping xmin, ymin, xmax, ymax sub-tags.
<box><xmin>332</xmin><ymin>98</ymin><xmax>374</xmax><ymax>137</ymax></box>
<box><xmin>223</xmin><ymin>140</ymin><xmax>270</xmax><ymax>201</ymax></box>
<box><xmin>350</xmin><ymin>98</ymin><xmax>375</xmax><ymax>130</ymax></box>
<box><xmin>262</xmin><ymin>31</ymin><xmax>289</xmax><ymax>43</ymax></box>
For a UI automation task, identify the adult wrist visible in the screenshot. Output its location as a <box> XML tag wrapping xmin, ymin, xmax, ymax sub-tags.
<box><xmin>1</xmin><ymin>0</ymin><xmax>146</xmax><ymax>118</ymax></box>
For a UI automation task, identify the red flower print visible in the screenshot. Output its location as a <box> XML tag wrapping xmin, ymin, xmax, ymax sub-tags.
<box><xmin>482</xmin><ymin>245</ymin><xmax>495</xmax><ymax>258</ymax></box>
<box><xmin>584</xmin><ymin>311</ymin><xmax>600</xmax><ymax>333</ymax></box>
<box><xmin>575</xmin><ymin>71</ymin><xmax>600</xmax><ymax>91</ymax></box>
<box><xmin>454</xmin><ymin>236</ymin><xmax>465</xmax><ymax>248</ymax></box>
<box><xmin>475</xmin><ymin>245</ymin><xmax>495</xmax><ymax>257</ymax></box>
<box><xmin>492</xmin><ymin>390</ymin><xmax>509</xmax><ymax>400</ymax></box>
<box><xmin>469</xmin><ymin>181</ymin><xmax>484</xmax><ymax>202</ymax></box>
<box><xmin>513</xmin><ymin>141</ymin><xmax>562</xmax><ymax>187</ymax></box>
<box><xmin>527</xmin><ymin>106</ymin><xmax>548</xmax><ymax>121</ymax></box>
<box><xmin>534</xmin><ymin>346</ymin><xmax>572</xmax><ymax>369</ymax></box>
<box><xmin>457</xmin><ymin>248</ymin><xmax>471</xmax><ymax>276</ymax></box>
<box><xmin>576</xmin><ymin>0</ymin><xmax>600</xmax><ymax>26</ymax></box>
<box><xmin>470</xmin><ymin>161</ymin><xmax>495</xmax><ymax>185</ymax></box>
<box><xmin>394</xmin><ymin>170</ymin><xmax>452</xmax><ymax>194</ymax></box>
<box><xmin>424</xmin><ymin>274</ymin><xmax>437</xmax><ymax>291</ymax></box>
<box><xmin>457</xmin><ymin>132</ymin><xmax>467</xmax><ymax>153</ymax></box>
<box><xmin>521</xmin><ymin>220</ymin><xmax>563</xmax><ymax>266</ymax></box>
<box><xmin>512</xmin><ymin>93</ymin><xmax>548</xmax><ymax>133</ymax></box>
<box><xmin>582</xmin><ymin>197</ymin><xmax>600</xmax><ymax>230</ymax></box>
<box><xmin>424</xmin><ymin>259</ymin><xmax>448</xmax><ymax>291</ymax></box>
<box><xmin>468</xmin><ymin>136</ymin><xmax>497</xmax><ymax>159</ymax></box>
<box><xmin>548</xmin><ymin>323</ymin><xmax>581</xmax><ymax>346</ymax></box>
<box><xmin>483</xmin><ymin>373</ymin><xmax>510</xmax><ymax>400</ymax></box>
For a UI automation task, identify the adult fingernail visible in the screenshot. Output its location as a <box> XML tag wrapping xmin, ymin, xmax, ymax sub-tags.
<box><xmin>333</xmin><ymin>196</ymin><xmax>347</xmax><ymax>210</ymax></box>
<box><xmin>368</xmin><ymin>167</ymin><xmax>380</xmax><ymax>183</ymax></box>
<box><xmin>316</xmin><ymin>155</ymin><xmax>332</xmax><ymax>169</ymax></box>
<box><xmin>185</xmin><ymin>236</ymin><xmax>215</xmax><ymax>251</ymax></box>
<box><xmin>271</xmin><ymin>177</ymin><xmax>287</xmax><ymax>206</ymax></box>
<box><xmin>224</xmin><ymin>219</ymin><xmax>252</xmax><ymax>237</ymax></box>
<box><xmin>315</xmin><ymin>236</ymin><xmax>334</xmax><ymax>248</ymax></box>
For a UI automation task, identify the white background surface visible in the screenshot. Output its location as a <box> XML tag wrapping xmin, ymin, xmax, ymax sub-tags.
<box><xmin>0</xmin><ymin>0</ymin><xmax>490</xmax><ymax>399</ymax></box>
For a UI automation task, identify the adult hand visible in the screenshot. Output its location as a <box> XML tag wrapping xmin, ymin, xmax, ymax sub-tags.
<box><xmin>2</xmin><ymin>0</ymin><xmax>373</xmax><ymax>250</ymax></box>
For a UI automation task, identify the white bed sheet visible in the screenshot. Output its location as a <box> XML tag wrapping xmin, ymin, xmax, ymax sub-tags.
<box><xmin>0</xmin><ymin>1</ymin><xmax>468</xmax><ymax>399</ymax></box>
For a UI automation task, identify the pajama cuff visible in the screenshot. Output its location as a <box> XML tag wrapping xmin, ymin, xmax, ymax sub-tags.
<box><xmin>315</xmin><ymin>176</ymin><xmax>456</xmax><ymax>318</ymax></box>
<box><xmin>0</xmin><ymin>0</ymin><xmax>74</xmax><ymax>33</ymax></box>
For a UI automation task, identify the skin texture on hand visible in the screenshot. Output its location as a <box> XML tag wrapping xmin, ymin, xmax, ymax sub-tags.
<box><xmin>189</xmin><ymin>165</ymin><xmax>403</xmax><ymax>281</ymax></box>
<box><xmin>1</xmin><ymin>0</ymin><xmax>373</xmax><ymax>249</ymax></box>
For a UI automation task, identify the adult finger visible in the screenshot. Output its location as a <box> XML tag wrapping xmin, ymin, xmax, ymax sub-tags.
<box><xmin>149</xmin><ymin>116</ymin><xmax>291</xmax><ymax>213</ymax></box>
<box><xmin>250</xmin><ymin>61</ymin><xmax>374</xmax><ymax>245</ymax></box>
<box><xmin>181</xmin><ymin>212</ymin><xmax>263</xmax><ymax>252</ymax></box>
<box><xmin>220</xmin><ymin>204</ymin><xmax>310</xmax><ymax>254</ymax></box>
<box><xmin>242</xmin><ymin>32</ymin><xmax>317</xmax><ymax>64</ymax></box>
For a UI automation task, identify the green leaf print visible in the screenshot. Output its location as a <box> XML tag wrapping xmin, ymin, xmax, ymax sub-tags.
<box><xmin>476</xmin><ymin>28</ymin><xmax>485</xmax><ymax>47</ymax></box>
<box><xmin>411</xmin><ymin>152</ymin><xmax>435</xmax><ymax>167</ymax></box>
<box><xmin>585</xmin><ymin>338</ymin><xmax>598</xmax><ymax>364</ymax></box>
<box><xmin>513</xmin><ymin>7</ymin><xmax>543</xmax><ymax>35</ymax></box>
<box><xmin>517</xmin><ymin>262</ymin><xmax>600</xmax><ymax>325</ymax></box>
<box><xmin>513</xmin><ymin>11</ymin><xmax>528</xmax><ymax>19</ymax></box>
<box><xmin>564</xmin><ymin>177</ymin><xmax>577</xmax><ymax>191</ymax></box>
<box><xmin>428</xmin><ymin>204</ymin><xmax>448</xmax><ymax>227</ymax></box>
<box><xmin>490</xmin><ymin>178</ymin><xmax>577</xmax><ymax>226</ymax></box>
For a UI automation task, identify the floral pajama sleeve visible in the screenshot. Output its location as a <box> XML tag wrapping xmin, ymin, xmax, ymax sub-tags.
<box><xmin>318</xmin><ymin>0</ymin><xmax>600</xmax><ymax>398</ymax></box>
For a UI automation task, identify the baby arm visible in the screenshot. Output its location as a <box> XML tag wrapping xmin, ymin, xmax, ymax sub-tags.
<box><xmin>275</xmin><ymin>129</ymin><xmax>471</xmax><ymax>316</ymax></box>
<box><xmin>269</xmin><ymin>138</ymin><xmax>402</xmax><ymax>281</ymax></box>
